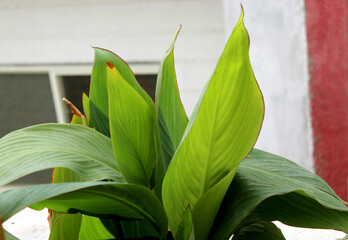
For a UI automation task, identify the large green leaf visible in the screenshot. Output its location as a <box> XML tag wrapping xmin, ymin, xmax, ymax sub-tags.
<box><xmin>78</xmin><ymin>216</ymin><xmax>115</xmax><ymax>240</ymax></box>
<box><xmin>155</xmin><ymin>26</ymin><xmax>188</xmax><ymax>171</ymax></box>
<box><xmin>231</xmin><ymin>221</ymin><xmax>285</xmax><ymax>240</ymax></box>
<box><xmin>49</xmin><ymin>214</ymin><xmax>82</xmax><ymax>240</ymax></box>
<box><xmin>162</xmin><ymin>8</ymin><xmax>264</xmax><ymax>239</ymax></box>
<box><xmin>107</xmin><ymin>63</ymin><xmax>156</xmax><ymax>187</ymax></box>
<box><xmin>89</xmin><ymin>47</ymin><xmax>154</xmax><ymax>137</ymax></box>
<box><xmin>210</xmin><ymin>149</ymin><xmax>348</xmax><ymax>239</ymax></box>
<box><xmin>48</xmin><ymin>109</ymin><xmax>86</xmax><ymax>235</ymax></box>
<box><xmin>0</xmin><ymin>124</ymin><xmax>123</xmax><ymax>186</ymax></box>
<box><xmin>119</xmin><ymin>220</ymin><xmax>162</xmax><ymax>239</ymax></box>
<box><xmin>175</xmin><ymin>206</ymin><xmax>194</xmax><ymax>240</ymax></box>
<box><xmin>50</xmin><ymin>168</ymin><xmax>83</xmax><ymax>234</ymax></box>
<box><xmin>0</xmin><ymin>182</ymin><xmax>168</xmax><ymax>239</ymax></box>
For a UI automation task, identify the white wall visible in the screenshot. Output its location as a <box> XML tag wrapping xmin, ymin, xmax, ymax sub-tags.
<box><xmin>0</xmin><ymin>0</ymin><xmax>312</xmax><ymax>169</ymax></box>
<box><xmin>223</xmin><ymin>0</ymin><xmax>312</xmax><ymax>169</ymax></box>
<box><xmin>0</xmin><ymin>0</ymin><xmax>225</xmax><ymax>117</ymax></box>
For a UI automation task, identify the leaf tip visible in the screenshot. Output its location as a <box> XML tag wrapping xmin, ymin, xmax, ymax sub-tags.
<box><xmin>239</xmin><ymin>4</ymin><xmax>245</xmax><ymax>22</ymax></box>
<box><xmin>106</xmin><ymin>61</ymin><xmax>115</xmax><ymax>70</ymax></box>
<box><xmin>63</xmin><ymin>98</ymin><xmax>83</xmax><ymax>117</ymax></box>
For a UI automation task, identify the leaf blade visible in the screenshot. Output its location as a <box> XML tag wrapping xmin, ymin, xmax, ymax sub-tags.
<box><xmin>78</xmin><ymin>216</ymin><xmax>115</xmax><ymax>240</ymax></box>
<box><xmin>162</xmin><ymin>8</ymin><xmax>264</xmax><ymax>238</ymax></box>
<box><xmin>210</xmin><ymin>149</ymin><xmax>348</xmax><ymax>239</ymax></box>
<box><xmin>89</xmin><ymin>47</ymin><xmax>154</xmax><ymax>137</ymax></box>
<box><xmin>107</xmin><ymin>63</ymin><xmax>156</xmax><ymax>186</ymax></box>
<box><xmin>0</xmin><ymin>182</ymin><xmax>168</xmax><ymax>239</ymax></box>
<box><xmin>49</xmin><ymin>214</ymin><xmax>82</xmax><ymax>240</ymax></box>
<box><xmin>0</xmin><ymin>123</ymin><xmax>123</xmax><ymax>186</ymax></box>
<box><xmin>231</xmin><ymin>221</ymin><xmax>286</xmax><ymax>240</ymax></box>
<box><xmin>155</xmin><ymin>26</ymin><xmax>188</xmax><ymax>171</ymax></box>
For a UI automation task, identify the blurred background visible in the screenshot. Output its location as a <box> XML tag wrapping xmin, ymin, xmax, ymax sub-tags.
<box><xmin>0</xmin><ymin>0</ymin><xmax>347</xmax><ymax>201</ymax></box>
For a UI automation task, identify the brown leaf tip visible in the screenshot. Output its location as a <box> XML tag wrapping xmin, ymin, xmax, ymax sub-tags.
<box><xmin>106</xmin><ymin>61</ymin><xmax>115</xmax><ymax>69</ymax></box>
<box><xmin>63</xmin><ymin>97</ymin><xmax>82</xmax><ymax>117</ymax></box>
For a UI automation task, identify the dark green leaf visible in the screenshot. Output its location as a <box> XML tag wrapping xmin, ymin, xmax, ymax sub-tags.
<box><xmin>176</xmin><ymin>206</ymin><xmax>194</xmax><ymax>240</ymax></box>
<box><xmin>0</xmin><ymin>182</ymin><xmax>167</xmax><ymax>239</ymax></box>
<box><xmin>210</xmin><ymin>149</ymin><xmax>348</xmax><ymax>239</ymax></box>
<box><xmin>232</xmin><ymin>221</ymin><xmax>285</xmax><ymax>240</ymax></box>
<box><xmin>120</xmin><ymin>220</ymin><xmax>161</xmax><ymax>239</ymax></box>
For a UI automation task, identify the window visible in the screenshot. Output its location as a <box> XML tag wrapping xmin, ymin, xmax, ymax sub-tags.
<box><xmin>0</xmin><ymin>64</ymin><xmax>158</xmax><ymax>185</ymax></box>
<box><xmin>0</xmin><ymin>73</ymin><xmax>57</xmax><ymax>184</ymax></box>
<box><xmin>61</xmin><ymin>74</ymin><xmax>157</xmax><ymax>121</ymax></box>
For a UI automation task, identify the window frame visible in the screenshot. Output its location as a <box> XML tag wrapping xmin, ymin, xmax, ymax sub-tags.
<box><xmin>0</xmin><ymin>63</ymin><xmax>158</xmax><ymax>123</ymax></box>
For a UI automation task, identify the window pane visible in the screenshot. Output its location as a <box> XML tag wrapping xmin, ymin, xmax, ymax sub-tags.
<box><xmin>62</xmin><ymin>74</ymin><xmax>157</xmax><ymax>121</ymax></box>
<box><xmin>62</xmin><ymin>75</ymin><xmax>90</xmax><ymax>121</ymax></box>
<box><xmin>0</xmin><ymin>74</ymin><xmax>56</xmax><ymax>184</ymax></box>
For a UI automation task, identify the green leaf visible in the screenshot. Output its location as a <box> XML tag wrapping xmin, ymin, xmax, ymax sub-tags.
<box><xmin>78</xmin><ymin>216</ymin><xmax>115</xmax><ymax>240</ymax></box>
<box><xmin>89</xmin><ymin>48</ymin><xmax>154</xmax><ymax>137</ymax></box>
<box><xmin>71</xmin><ymin>114</ymin><xmax>83</xmax><ymax>125</ymax></box>
<box><xmin>0</xmin><ymin>123</ymin><xmax>124</xmax><ymax>186</ymax></box>
<box><xmin>34</xmin><ymin>183</ymin><xmax>167</xmax><ymax>239</ymax></box>
<box><xmin>0</xmin><ymin>182</ymin><xmax>103</xmax><ymax>221</ymax></box>
<box><xmin>210</xmin><ymin>149</ymin><xmax>348</xmax><ymax>239</ymax></box>
<box><xmin>82</xmin><ymin>93</ymin><xmax>90</xmax><ymax>124</ymax></box>
<box><xmin>49</xmin><ymin>214</ymin><xmax>82</xmax><ymax>240</ymax></box>
<box><xmin>3</xmin><ymin>230</ymin><xmax>18</xmax><ymax>240</ymax></box>
<box><xmin>0</xmin><ymin>182</ymin><xmax>168</xmax><ymax>239</ymax></box>
<box><xmin>107</xmin><ymin>63</ymin><xmax>156</xmax><ymax>187</ymax></box>
<box><xmin>49</xmin><ymin>116</ymin><xmax>85</xmax><ymax>233</ymax></box>
<box><xmin>120</xmin><ymin>220</ymin><xmax>162</xmax><ymax>239</ymax></box>
<box><xmin>231</xmin><ymin>221</ymin><xmax>285</xmax><ymax>240</ymax></box>
<box><xmin>52</xmin><ymin>168</ymin><xmax>83</xmax><ymax>184</ymax></box>
<box><xmin>63</xmin><ymin>98</ymin><xmax>88</xmax><ymax>126</ymax></box>
<box><xmin>155</xmin><ymin>26</ymin><xmax>188</xmax><ymax>171</ymax></box>
<box><xmin>162</xmin><ymin>8</ymin><xmax>264</xmax><ymax>238</ymax></box>
<box><xmin>176</xmin><ymin>206</ymin><xmax>194</xmax><ymax>240</ymax></box>
<box><xmin>50</xmin><ymin>168</ymin><xmax>83</xmax><ymax>231</ymax></box>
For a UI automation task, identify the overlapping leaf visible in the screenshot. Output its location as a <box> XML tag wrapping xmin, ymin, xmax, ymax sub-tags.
<box><xmin>0</xmin><ymin>124</ymin><xmax>123</xmax><ymax>186</ymax></box>
<box><xmin>0</xmin><ymin>182</ymin><xmax>168</xmax><ymax>239</ymax></box>
<box><xmin>162</xmin><ymin>8</ymin><xmax>264</xmax><ymax>239</ymax></box>
<box><xmin>89</xmin><ymin>47</ymin><xmax>154</xmax><ymax>137</ymax></box>
<box><xmin>49</xmin><ymin>214</ymin><xmax>82</xmax><ymax>240</ymax></box>
<box><xmin>82</xmin><ymin>93</ymin><xmax>90</xmax><ymax>124</ymax></box>
<box><xmin>155</xmin><ymin>26</ymin><xmax>188</xmax><ymax>171</ymax></box>
<box><xmin>210</xmin><ymin>149</ymin><xmax>348</xmax><ymax>239</ymax></box>
<box><xmin>175</xmin><ymin>206</ymin><xmax>194</xmax><ymax>240</ymax></box>
<box><xmin>107</xmin><ymin>63</ymin><xmax>156</xmax><ymax>187</ymax></box>
<box><xmin>231</xmin><ymin>221</ymin><xmax>285</xmax><ymax>240</ymax></box>
<box><xmin>78</xmin><ymin>216</ymin><xmax>115</xmax><ymax>239</ymax></box>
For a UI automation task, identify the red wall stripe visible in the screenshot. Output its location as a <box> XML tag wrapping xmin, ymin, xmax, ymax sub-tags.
<box><xmin>305</xmin><ymin>0</ymin><xmax>348</xmax><ymax>200</ymax></box>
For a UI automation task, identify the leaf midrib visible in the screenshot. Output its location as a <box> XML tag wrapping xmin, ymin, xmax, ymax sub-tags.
<box><xmin>76</xmin><ymin>188</ymin><xmax>162</xmax><ymax>236</ymax></box>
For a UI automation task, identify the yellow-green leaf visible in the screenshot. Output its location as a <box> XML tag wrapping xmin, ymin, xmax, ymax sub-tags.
<box><xmin>155</xmin><ymin>26</ymin><xmax>188</xmax><ymax>171</ymax></box>
<box><xmin>107</xmin><ymin>63</ymin><xmax>156</xmax><ymax>187</ymax></box>
<box><xmin>162</xmin><ymin>8</ymin><xmax>264</xmax><ymax>239</ymax></box>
